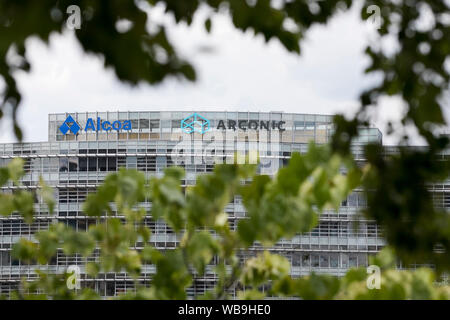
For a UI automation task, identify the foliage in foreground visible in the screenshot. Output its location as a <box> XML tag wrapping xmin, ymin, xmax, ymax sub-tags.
<box><xmin>1</xmin><ymin>0</ymin><xmax>449</xmax><ymax>291</ymax></box>
<box><xmin>2</xmin><ymin>2</ymin><xmax>449</xmax><ymax>268</ymax></box>
<box><xmin>1</xmin><ymin>146</ymin><xmax>449</xmax><ymax>300</ymax></box>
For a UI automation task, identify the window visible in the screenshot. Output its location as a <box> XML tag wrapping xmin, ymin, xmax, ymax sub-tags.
<box><xmin>330</xmin><ymin>253</ymin><xmax>339</xmax><ymax>268</ymax></box>
<box><xmin>150</xmin><ymin>120</ymin><xmax>160</xmax><ymax>131</ymax></box>
<box><xmin>312</xmin><ymin>255</ymin><xmax>319</xmax><ymax>267</ymax></box>
<box><xmin>349</xmin><ymin>255</ymin><xmax>357</xmax><ymax>267</ymax></box>
<box><xmin>292</xmin><ymin>252</ymin><xmax>301</xmax><ymax>267</ymax></box>
<box><xmin>59</xmin><ymin>158</ymin><xmax>68</xmax><ymax>172</ymax></box>
<box><xmin>98</xmin><ymin>157</ymin><xmax>107</xmax><ymax>171</ymax></box>
<box><xmin>79</xmin><ymin>157</ymin><xmax>87</xmax><ymax>172</ymax></box>
<box><xmin>67</xmin><ymin>219</ymin><xmax>77</xmax><ymax>229</ymax></box>
<box><xmin>88</xmin><ymin>158</ymin><xmax>97</xmax><ymax>171</ymax></box>
<box><xmin>106</xmin><ymin>282</ymin><xmax>115</xmax><ymax>296</ymax></box>
<box><xmin>78</xmin><ymin>220</ymin><xmax>87</xmax><ymax>232</ymax></box>
<box><xmin>302</xmin><ymin>254</ymin><xmax>310</xmax><ymax>267</ymax></box>
<box><xmin>320</xmin><ymin>255</ymin><xmax>329</xmax><ymax>268</ymax></box>
<box><xmin>341</xmin><ymin>253</ymin><xmax>349</xmax><ymax>268</ymax></box>
<box><xmin>108</xmin><ymin>157</ymin><xmax>117</xmax><ymax>171</ymax></box>
<box><xmin>69</xmin><ymin>157</ymin><xmax>78</xmax><ymax>172</ymax></box>
<box><xmin>1</xmin><ymin>251</ymin><xmax>11</xmax><ymax>266</ymax></box>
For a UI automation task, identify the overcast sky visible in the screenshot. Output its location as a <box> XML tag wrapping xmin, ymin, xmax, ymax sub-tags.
<box><xmin>1</xmin><ymin>2</ymin><xmax>443</xmax><ymax>145</ymax></box>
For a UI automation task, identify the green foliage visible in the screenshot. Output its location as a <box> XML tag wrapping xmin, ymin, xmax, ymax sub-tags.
<box><xmin>238</xmin><ymin>144</ymin><xmax>359</xmax><ymax>246</ymax></box>
<box><xmin>369</xmin><ymin>246</ymin><xmax>396</xmax><ymax>270</ymax></box>
<box><xmin>0</xmin><ymin>158</ymin><xmax>38</xmax><ymax>223</ymax></box>
<box><xmin>0</xmin><ymin>193</ymin><xmax>16</xmax><ymax>217</ymax></box>
<box><xmin>90</xmin><ymin>218</ymin><xmax>142</xmax><ymax>276</ymax></box>
<box><xmin>38</xmin><ymin>177</ymin><xmax>55</xmax><ymax>215</ymax></box>
<box><xmin>0</xmin><ymin>0</ymin><xmax>197</xmax><ymax>139</ymax></box>
<box><xmin>150</xmin><ymin>249</ymin><xmax>192</xmax><ymax>300</ymax></box>
<box><xmin>286</xmin><ymin>273</ymin><xmax>341</xmax><ymax>300</ymax></box>
<box><xmin>0</xmin><ymin>158</ymin><xmax>24</xmax><ymax>185</ymax></box>
<box><xmin>3</xmin><ymin>144</ymin><xmax>448</xmax><ymax>300</ymax></box>
<box><xmin>185</xmin><ymin>231</ymin><xmax>219</xmax><ymax>276</ymax></box>
<box><xmin>12</xmin><ymin>191</ymin><xmax>34</xmax><ymax>224</ymax></box>
<box><xmin>149</xmin><ymin>166</ymin><xmax>186</xmax><ymax>232</ymax></box>
<box><xmin>186</xmin><ymin>163</ymin><xmax>254</xmax><ymax>230</ymax></box>
<box><xmin>362</xmin><ymin>145</ymin><xmax>450</xmax><ymax>270</ymax></box>
<box><xmin>60</xmin><ymin>226</ymin><xmax>95</xmax><ymax>257</ymax></box>
<box><xmin>0</xmin><ymin>160</ymin><xmax>26</xmax><ymax>218</ymax></box>
<box><xmin>12</xmin><ymin>271</ymin><xmax>99</xmax><ymax>300</ymax></box>
<box><xmin>270</xmin><ymin>248</ymin><xmax>450</xmax><ymax>300</ymax></box>
<box><xmin>11</xmin><ymin>239</ymin><xmax>38</xmax><ymax>264</ymax></box>
<box><xmin>328</xmin><ymin>0</ymin><xmax>450</xmax><ymax>272</ymax></box>
<box><xmin>337</xmin><ymin>267</ymin><xmax>450</xmax><ymax>300</ymax></box>
<box><xmin>83</xmin><ymin>168</ymin><xmax>147</xmax><ymax>220</ymax></box>
<box><xmin>1</xmin><ymin>0</ymin><xmax>449</xmax><ymax>301</ymax></box>
<box><xmin>240</xmin><ymin>251</ymin><xmax>290</xmax><ymax>287</ymax></box>
<box><xmin>359</xmin><ymin>1</ymin><xmax>449</xmax><ymax>141</ymax></box>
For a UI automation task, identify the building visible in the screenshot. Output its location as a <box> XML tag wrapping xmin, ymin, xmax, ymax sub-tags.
<box><xmin>0</xmin><ymin>110</ymin><xmax>409</xmax><ymax>297</ymax></box>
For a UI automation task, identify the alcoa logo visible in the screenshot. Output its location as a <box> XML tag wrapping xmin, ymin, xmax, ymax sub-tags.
<box><xmin>59</xmin><ymin>115</ymin><xmax>132</xmax><ymax>135</ymax></box>
<box><xmin>181</xmin><ymin>113</ymin><xmax>210</xmax><ymax>134</ymax></box>
<box><xmin>59</xmin><ymin>115</ymin><xmax>81</xmax><ymax>135</ymax></box>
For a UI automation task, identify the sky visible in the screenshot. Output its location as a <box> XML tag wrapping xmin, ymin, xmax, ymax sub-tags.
<box><xmin>0</xmin><ymin>2</ymin><xmax>441</xmax><ymax>145</ymax></box>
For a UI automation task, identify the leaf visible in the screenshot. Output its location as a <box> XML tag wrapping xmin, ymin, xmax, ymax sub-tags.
<box><xmin>240</xmin><ymin>251</ymin><xmax>290</xmax><ymax>287</ymax></box>
<box><xmin>137</xmin><ymin>225</ymin><xmax>151</xmax><ymax>243</ymax></box>
<box><xmin>11</xmin><ymin>238</ymin><xmax>37</xmax><ymax>263</ymax></box>
<box><xmin>295</xmin><ymin>273</ymin><xmax>341</xmax><ymax>300</ymax></box>
<box><xmin>140</xmin><ymin>245</ymin><xmax>161</xmax><ymax>263</ymax></box>
<box><xmin>369</xmin><ymin>247</ymin><xmax>397</xmax><ymax>270</ymax></box>
<box><xmin>61</xmin><ymin>228</ymin><xmax>95</xmax><ymax>257</ymax></box>
<box><xmin>237</xmin><ymin>289</ymin><xmax>265</xmax><ymax>300</ymax></box>
<box><xmin>7</xmin><ymin>158</ymin><xmax>25</xmax><ymax>185</ymax></box>
<box><xmin>149</xmin><ymin>167</ymin><xmax>186</xmax><ymax>231</ymax></box>
<box><xmin>152</xmin><ymin>249</ymin><xmax>192</xmax><ymax>299</ymax></box>
<box><xmin>115</xmin><ymin>169</ymin><xmax>146</xmax><ymax>211</ymax></box>
<box><xmin>186</xmin><ymin>231</ymin><xmax>219</xmax><ymax>275</ymax></box>
<box><xmin>0</xmin><ymin>167</ymin><xmax>10</xmax><ymax>186</ymax></box>
<box><xmin>0</xmin><ymin>194</ymin><xmax>16</xmax><ymax>217</ymax></box>
<box><xmin>34</xmin><ymin>223</ymin><xmax>65</xmax><ymax>264</ymax></box>
<box><xmin>83</xmin><ymin>174</ymin><xmax>118</xmax><ymax>216</ymax></box>
<box><xmin>38</xmin><ymin>176</ymin><xmax>54</xmax><ymax>214</ymax></box>
<box><xmin>86</xmin><ymin>262</ymin><xmax>100</xmax><ymax>277</ymax></box>
<box><xmin>13</xmin><ymin>191</ymin><xmax>34</xmax><ymax>223</ymax></box>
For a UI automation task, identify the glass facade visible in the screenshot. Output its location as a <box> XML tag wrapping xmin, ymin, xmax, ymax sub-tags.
<box><xmin>4</xmin><ymin>111</ymin><xmax>444</xmax><ymax>298</ymax></box>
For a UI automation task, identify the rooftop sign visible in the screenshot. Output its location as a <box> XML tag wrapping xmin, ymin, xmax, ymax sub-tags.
<box><xmin>59</xmin><ymin>115</ymin><xmax>132</xmax><ymax>135</ymax></box>
<box><xmin>181</xmin><ymin>113</ymin><xmax>285</xmax><ymax>134</ymax></box>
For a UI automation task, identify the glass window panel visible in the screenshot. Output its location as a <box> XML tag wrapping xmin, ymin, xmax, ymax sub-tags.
<box><xmin>59</xmin><ymin>158</ymin><xmax>68</xmax><ymax>172</ymax></box>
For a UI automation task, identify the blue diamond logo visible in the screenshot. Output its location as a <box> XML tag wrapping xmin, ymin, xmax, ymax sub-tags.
<box><xmin>59</xmin><ymin>115</ymin><xmax>81</xmax><ymax>135</ymax></box>
<box><xmin>181</xmin><ymin>113</ymin><xmax>210</xmax><ymax>134</ymax></box>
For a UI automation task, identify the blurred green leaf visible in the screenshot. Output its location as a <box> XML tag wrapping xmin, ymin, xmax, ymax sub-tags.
<box><xmin>38</xmin><ymin>176</ymin><xmax>54</xmax><ymax>214</ymax></box>
<box><xmin>186</xmin><ymin>231</ymin><xmax>219</xmax><ymax>275</ymax></box>
<box><xmin>241</xmin><ymin>251</ymin><xmax>290</xmax><ymax>287</ymax></box>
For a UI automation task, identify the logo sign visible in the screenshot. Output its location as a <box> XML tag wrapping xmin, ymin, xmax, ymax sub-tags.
<box><xmin>181</xmin><ymin>113</ymin><xmax>286</xmax><ymax>134</ymax></box>
<box><xmin>181</xmin><ymin>113</ymin><xmax>211</xmax><ymax>134</ymax></box>
<box><xmin>59</xmin><ymin>115</ymin><xmax>81</xmax><ymax>135</ymax></box>
<box><xmin>59</xmin><ymin>115</ymin><xmax>132</xmax><ymax>135</ymax></box>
